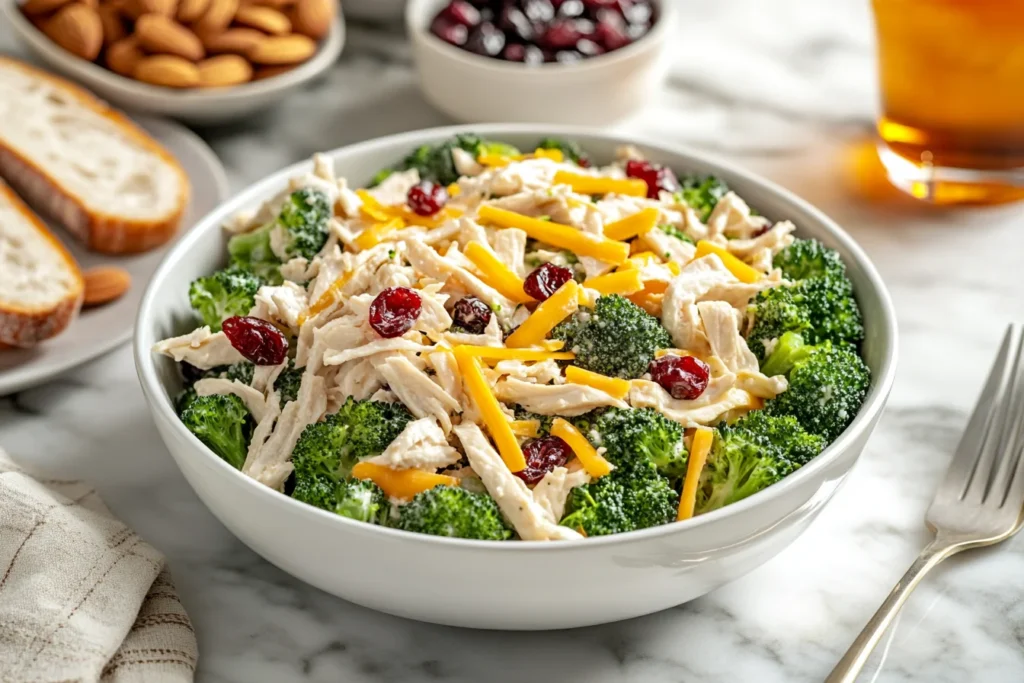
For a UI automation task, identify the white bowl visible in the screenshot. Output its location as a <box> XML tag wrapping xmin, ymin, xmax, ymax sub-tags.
<box><xmin>1</xmin><ymin>0</ymin><xmax>345</xmax><ymax>125</ymax></box>
<box><xmin>405</xmin><ymin>0</ymin><xmax>674</xmax><ymax>125</ymax></box>
<box><xmin>134</xmin><ymin>125</ymin><xmax>898</xmax><ymax>630</ymax></box>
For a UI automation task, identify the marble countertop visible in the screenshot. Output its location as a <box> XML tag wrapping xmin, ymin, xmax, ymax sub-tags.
<box><xmin>3</xmin><ymin>1</ymin><xmax>1024</xmax><ymax>680</ymax></box>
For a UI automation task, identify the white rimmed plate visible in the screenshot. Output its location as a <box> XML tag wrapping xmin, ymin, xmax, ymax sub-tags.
<box><xmin>0</xmin><ymin>116</ymin><xmax>228</xmax><ymax>396</ymax></box>
<box><xmin>1</xmin><ymin>0</ymin><xmax>345</xmax><ymax>125</ymax></box>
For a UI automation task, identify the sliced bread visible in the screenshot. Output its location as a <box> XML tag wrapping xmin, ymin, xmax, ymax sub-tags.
<box><xmin>0</xmin><ymin>182</ymin><xmax>84</xmax><ymax>347</ymax></box>
<box><xmin>0</xmin><ymin>57</ymin><xmax>190</xmax><ymax>254</ymax></box>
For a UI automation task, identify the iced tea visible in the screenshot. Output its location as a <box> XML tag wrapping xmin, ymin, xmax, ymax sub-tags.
<box><xmin>873</xmin><ymin>0</ymin><xmax>1024</xmax><ymax>204</ymax></box>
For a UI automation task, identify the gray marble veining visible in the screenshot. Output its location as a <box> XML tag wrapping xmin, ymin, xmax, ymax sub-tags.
<box><xmin>3</xmin><ymin>1</ymin><xmax>1024</xmax><ymax>680</ymax></box>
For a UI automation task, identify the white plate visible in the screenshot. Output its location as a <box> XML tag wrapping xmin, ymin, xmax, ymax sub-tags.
<box><xmin>0</xmin><ymin>116</ymin><xmax>228</xmax><ymax>395</ymax></box>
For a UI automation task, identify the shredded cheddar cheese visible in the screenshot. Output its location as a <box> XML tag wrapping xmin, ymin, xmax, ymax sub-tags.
<box><xmin>603</xmin><ymin>208</ymin><xmax>660</xmax><ymax>241</ymax></box>
<box><xmin>552</xmin><ymin>171</ymin><xmax>648</xmax><ymax>197</ymax></box>
<box><xmin>694</xmin><ymin>240</ymin><xmax>762</xmax><ymax>284</ymax></box>
<box><xmin>551</xmin><ymin>418</ymin><xmax>613</xmax><ymax>478</ymax></box>
<box><xmin>678</xmin><ymin>427</ymin><xmax>714</xmax><ymax>521</ymax></box>
<box><xmin>354</xmin><ymin>217</ymin><xmax>404</xmax><ymax>250</ymax></box>
<box><xmin>477</xmin><ymin>206</ymin><xmax>629</xmax><ymax>265</ymax></box>
<box><xmin>464</xmin><ymin>347</ymin><xmax>576</xmax><ymax>362</ymax></box>
<box><xmin>453</xmin><ymin>346</ymin><xmax>527</xmax><ymax>472</ymax></box>
<box><xmin>564</xmin><ymin>366</ymin><xmax>631</xmax><ymax>400</ymax></box>
<box><xmin>509</xmin><ymin>420</ymin><xmax>541</xmax><ymax>438</ymax></box>
<box><xmin>463</xmin><ymin>241</ymin><xmax>534</xmax><ymax>304</ymax></box>
<box><xmin>504</xmin><ymin>280</ymin><xmax>579</xmax><ymax>348</ymax></box>
<box><xmin>581</xmin><ymin>269</ymin><xmax>644</xmax><ymax>296</ymax></box>
<box><xmin>351</xmin><ymin>462</ymin><xmax>458</xmax><ymax>500</ymax></box>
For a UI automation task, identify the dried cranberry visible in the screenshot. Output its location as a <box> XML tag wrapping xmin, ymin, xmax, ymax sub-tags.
<box><xmin>503</xmin><ymin>43</ymin><xmax>544</xmax><ymax>64</ymax></box>
<box><xmin>540</xmin><ymin>19</ymin><xmax>582</xmax><ymax>49</ymax></box>
<box><xmin>592</xmin><ymin>17</ymin><xmax>631</xmax><ymax>50</ymax></box>
<box><xmin>452</xmin><ymin>296</ymin><xmax>492</xmax><ymax>334</ymax></box>
<box><xmin>222</xmin><ymin>316</ymin><xmax>288</xmax><ymax>366</ymax></box>
<box><xmin>524</xmin><ymin>262</ymin><xmax>573</xmax><ymax>300</ymax></box>
<box><xmin>441</xmin><ymin>0</ymin><xmax>481</xmax><ymax>26</ymax></box>
<box><xmin>369</xmin><ymin>287</ymin><xmax>422</xmax><ymax>339</ymax></box>
<box><xmin>649</xmin><ymin>355</ymin><xmax>710</xmax><ymax>400</ymax></box>
<box><xmin>431</xmin><ymin>16</ymin><xmax>469</xmax><ymax>46</ymax></box>
<box><xmin>514</xmin><ymin>436</ymin><xmax>572</xmax><ymax>485</ymax></box>
<box><xmin>407</xmin><ymin>181</ymin><xmax>448</xmax><ymax>216</ymax></box>
<box><xmin>465</xmin><ymin>21</ymin><xmax>506</xmax><ymax>56</ymax></box>
<box><xmin>625</xmin><ymin>159</ymin><xmax>680</xmax><ymax>199</ymax></box>
<box><xmin>499</xmin><ymin>6</ymin><xmax>535</xmax><ymax>41</ymax></box>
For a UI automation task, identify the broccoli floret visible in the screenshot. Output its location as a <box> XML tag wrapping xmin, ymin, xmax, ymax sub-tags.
<box><xmin>760</xmin><ymin>331</ymin><xmax>814</xmax><ymax>377</ymax></box>
<box><xmin>765</xmin><ymin>341</ymin><xmax>870</xmax><ymax>442</ymax></box>
<box><xmin>553</xmin><ymin>294</ymin><xmax>671</xmax><ymax>379</ymax></box>
<box><xmin>536</xmin><ymin>137</ymin><xmax>589</xmax><ymax>166</ymax></box>
<box><xmin>696</xmin><ymin>423</ymin><xmax>787</xmax><ymax>513</ymax></box>
<box><xmin>175</xmin><ymin>386</ymin><xmax>199</xmax><ymax>414</ymax></box>
<box><xmin>580</xmin><ymin>408</ymin><xmax>688</xmax><ymax>480</ymax></box>
<box><xmin>730</xmin><ymin>410</ymin><xmax>826</xmax><ymax>468</ymax></box>
<box><xmin>746</xmin><ymin>273</ymin><xmax>864</xmax><ymax>360</ymax></box>
<box><xmin>227</xmin><ymin>224</ymin><xmax>282</xmax><ymax>284</ymax></box>
<box><xmin>224</xmin><ymin>361</ymin><xmax>255</xmax><ymax>385</ymax></box>
<box><xmin>561</xmin><ymin>467</ymin><xmax>677</xmax><ymax>536</ymax></box>
<box><xmin>188</xmin><ymin>266</ymin><xmax>262</xmax><ymax>331</ymax></box>
<box><xmin>275</xmin><ymin>364</ymin><xmax>302</xmax><ymax>404</ymax></box>
<box><xmin>333</xmin><ymin>478</ymin><xmax>390</xmax><ymax>524</ymax></box>
<box><xmin>291</xmin><ymin>398</ymin><xmax>413</xmax><ymax>511</ymax></box>
<box><xmin>375</xmin><ymin>135</ymin><xmax>522</xmax><ymax>186</ymax></box>
<box><xmin>513</xmin><ymin>405</ymin><xmax>555</xmax><ymax>436</ymax></box>
<box><xmin>675</xmin><ymin>175</ymin><xmax>729</xmax><ymax>221</ymax></box>
<box><xmin>659</xmin><ymin>224</ymin><xmax>695</xmax><ymax>244</ymax></box>
<box><xmin>394</xmin><ymin>486</ymin><xmax>513</xmax><ymax>540</ymax></box>
<box><xmin>180</xmin><ymin>394</ymin><xmax>252</xmax><ymax>469</ymax></box>
<box><xmin>276</xmin><ymin>187</ymin><xmax>331</xmax><ymax>260</ymax></box>
<box><xmin>773</xmin><ymin>238</ymin><xmax>846</xmax><ymax>282</ymax></box>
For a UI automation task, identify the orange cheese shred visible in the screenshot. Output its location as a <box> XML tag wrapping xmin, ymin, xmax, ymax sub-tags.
<box><xmin>463</xmin><ymin>241</ymin><xmax>534</xmax><ymax>304</ymax></box>
<box><xmin>299</xmin><ymin>270</ymin><xmax>355</xmax><ymax>325</ymax></box>
<box><xmin>477</xmin><ymin>206</ymin><xmax>630</xmax><ymax>265</ymax></box>
<box><xmin>509</xmin><ymin>420</ymin><xmax>541</xmax><ymax>438</ymax></box>
<box><xmin>564</xmin><ymin>366</ymin><xmax>631</xmax><ymax>400</ymax></box>
<box><xmin>678</xmin><ymin>427</ymin><xmax>714</xmax><ymax>521</ymax></box>
<box><xmin>452</xmin><ymin>346</ymin><xmax>527</xmax><ymax>472</ymax></box>
<box><xmin>354</xmin><ymin>217</ymin><xmax>405</xmax><ymax>250</ymax></box>
<box><xmin>551</xmin><ymin>418</ymin><xmax>613</xmax><ymax>478</ymax></box>
<box><xmin>351</xmin><ymin>462</ymin><xmax>458</xmax><ymax>501</ymax></box>
<box><xmin>504</xmin><ymin>280</ymin><xmax>580</xmax><ymax>348</ymax></box>
<box><xmin>603</xmin><ymin>208</ymin><xmax>660</xmax><ymax>241</ymax></box>
<box><xmin>552</xmin><ymin>171</ymin><xmax>648</xmax><ymax>197</ymax></box>
<box><xmin>581</xmin><ymin>269</ymin><xmax>644</xmax><ymax>296</ymax></box>
<box><xmin>694</xmin><ymin>240</ymin><xmax>762</xmax><ymax>284</ymax></box>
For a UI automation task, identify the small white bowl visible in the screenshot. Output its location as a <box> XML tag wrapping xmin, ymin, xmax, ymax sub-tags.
<box><xmin>1</xmin><ymin>0</ymin><xmax>345</xmax><ymax>125</ymax></box>
<box><xmin>405</xmin><ymin>0</ymin><xmax>674</xmax><ymax>125</ymax></box>
<box><xmin>134</xmin><ymin>125</ymin><xmax>899</xmax><ymax>630</ymax></box>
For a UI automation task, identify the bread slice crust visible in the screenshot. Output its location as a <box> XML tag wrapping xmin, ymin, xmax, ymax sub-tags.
<box><xmin>0</xmin><ymin>57</ymin><xmax>191</xmax><ymax>255</ymax></box>
<box><xmin>0</xmin><ymin>182</ymin><xmax>84</xmax><ymax>347</ymax></box>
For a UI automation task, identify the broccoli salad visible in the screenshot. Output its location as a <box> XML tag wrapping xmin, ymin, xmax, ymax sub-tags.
<box><xmin>154</xmin><ymin>134</ymin><xmax>870</xmax><ymax>541</ymax></box>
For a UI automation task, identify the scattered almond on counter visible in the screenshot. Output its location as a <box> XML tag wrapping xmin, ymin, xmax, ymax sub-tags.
<box><xmin>82</xmin><ymin>266</ymin><xmax>132</xmax><ymax>307</ymax></box>
<box><xmin>19</xmin><ymin>0</ymin><xmax>335</xmax><ymax>89</ymax></box>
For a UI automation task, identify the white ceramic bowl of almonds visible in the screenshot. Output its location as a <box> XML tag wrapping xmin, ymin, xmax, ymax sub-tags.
<box><xmin>1</xmin><ymin>0</ymin><xmax>345</xmax><ymax>125</ymax></box>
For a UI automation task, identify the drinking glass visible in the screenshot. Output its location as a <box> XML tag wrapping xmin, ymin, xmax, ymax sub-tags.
<box><xmin>872</xmin><ymin>0</ymin><xmax>1024</xmax><ymax>204</ymax></box>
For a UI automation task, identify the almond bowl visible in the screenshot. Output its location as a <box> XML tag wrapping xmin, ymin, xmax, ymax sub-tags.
<box><xmin>0</xmin><ymin>0</ymin><xmax>345</xmax><ymax>125</ymax></box>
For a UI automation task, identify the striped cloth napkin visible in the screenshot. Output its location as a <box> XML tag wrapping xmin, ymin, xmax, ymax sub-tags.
<box><xmin>0</xmin><ymin>449</ymin><xmax>197</xmax><ymax>682</ymax></box>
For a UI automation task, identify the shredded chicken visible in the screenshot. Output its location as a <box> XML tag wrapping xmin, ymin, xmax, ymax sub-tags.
<box><xmin>152</xmin><ymin>327</ymin><xmax>245</xmax><ymax>369</ymax></box>
<box><xmin>405</xmin><ymin>239</ymin><xmax>514</xmax><ymax>315</ymax></box>
<box><xmin>533</xmin><ymin>466</ymin><xmax>592</xmax><ymax>523</ymax></box>
<box><xmin>250</xmin><ymin>281</ymin><xmax>309</xmax><ymax>333</ymax></box>
<box><xmin>371</xmin><ymin>169</ymin><xmax>419</xmax><ymax>205</ymax></box>
<box><xmin>495</xmin><ymin>378</ymin><xmax>628</xmax><ymax>416</ymax></box>
<box><xmin>698</xmin><ymin>301</ymin><xmax>787</xmax><ymax>399</ymax></box>
<box><xmin>706</xmin><ymin>192</ymin><xmax>772</xmax><ymax>240</ymax></box>
<box><xmin>323</xmin><ymin>338</ymin><xmax>429</xmax><ymax>367</ymax></box>
<box><xmin>454</xmin><ymin>423</ymin><xmax>583</xmax><ymax>541</ymax></box>
<box><xmin>630</xmin><ymin>376</ymin><xmax>757</xmax><ymax>428</ymax></box>
<box><xmin>366</xmin><ymin>418</ymin><xmax>461</xmax><ymax>470</ymax></box>
<box><xmin>374</xmin><ymin>355</ymin><xmax>461</xmax><ymax>433</ymax></box>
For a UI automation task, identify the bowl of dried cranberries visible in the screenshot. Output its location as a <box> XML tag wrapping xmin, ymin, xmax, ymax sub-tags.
<box><xmin>406</xmin><ymin>0</ymin><xmax>675</xmax><ymax>125</ymax></box>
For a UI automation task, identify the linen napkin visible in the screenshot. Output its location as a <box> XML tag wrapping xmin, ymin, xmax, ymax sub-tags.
<box><xmin>0</xmin><ymin>449</ymin><xmax>198</xmax><ymax>683</ymax></box>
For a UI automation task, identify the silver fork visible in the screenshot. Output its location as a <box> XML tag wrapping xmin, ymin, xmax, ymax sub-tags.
<box><xmin>827</xmin><ymin>324</ymin><xmax>1024</xmax><ymax>683</ymax></box>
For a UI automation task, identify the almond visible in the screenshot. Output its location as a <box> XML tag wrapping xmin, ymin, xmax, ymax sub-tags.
<box><xmin>253</xmin><ymin>63</ymin><xmax>295</xmax><ymax>80</ymax></box>
<box><xmin>233</xmin><ymin>4</ymin><xmax>289</xmax><ymax>34</ymax></box>
<box><xmin>175</xmin><ymin>0</ymin><xmax>209</xmax><ymax>22</ymax></box>
<box><xmin>97</xmin><ymin>4</ymin><xmax>126</xmax><ymax>45</ymax></box>
<box><xmin>43</xmin><ymin>4</ymin><xmax>104</xmax><ymax>61</ymax></box>
<box><xmin>105</xmin><ymin>35</ymin><xmax>144</xmax><ymax>74</ymax></box>
<box><xmin>124</xmin><ymin>0</ymin><xmax>176</xmax><ymax>17</ymax></box>
<box><xmin>197</xmin><ymin>53</ymin><xmax>252</xmax><ymax>87</ymax></box>
<box><xmin>247</xmin><ymin>33</ymin><xmax>313</xmax><ymax>64</ymax></box>
<box><xmin>20</xmin><ymin>0</ymin><xmax>75</xmax><ymax>16</ymax></box>
<box><xmin>289</xmin><ymin>0</ymin><xmax>331</xmax><ymax>40</ymax></box>
<box><xmin>82</xmin><ymin>266</ymin><xmax>131</xmax><ymax>307</ymax></box>
<box><xmin>198</xmin><ymin>26</ymin><xmax>264</xmax><ymax>55</ymax></box>
<box><xmin>191</xmin><ymin>0</ymin><xmax>237</xmax><ymax>33</ymax></box>
<box><xmin>133</xmin><ymin>53</ymin><xmax>200</xmax><ymax>86</ymax></box>
<box><xmin>135</xmin><ymin>13</ymin><xmax>205</xmax><ymax>60</ymax></box>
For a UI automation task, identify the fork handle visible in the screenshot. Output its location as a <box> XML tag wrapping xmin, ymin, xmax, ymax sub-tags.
<box><xmin>825</xmin><ymin>539</ymin><xmax>961</xmax><ymax>683</ymax></box>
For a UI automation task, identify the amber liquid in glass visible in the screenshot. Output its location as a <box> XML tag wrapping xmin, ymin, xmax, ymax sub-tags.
<box><xmin>873</xmin><ymin>0</ymin><xmax>1024</xmax><ymax>204</ymax></box>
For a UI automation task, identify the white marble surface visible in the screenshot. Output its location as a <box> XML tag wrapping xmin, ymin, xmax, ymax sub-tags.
<box><xmin>3</xmin><ymin>1</ymin><xmax>1024</xmax><ymax>681</ymax></box>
